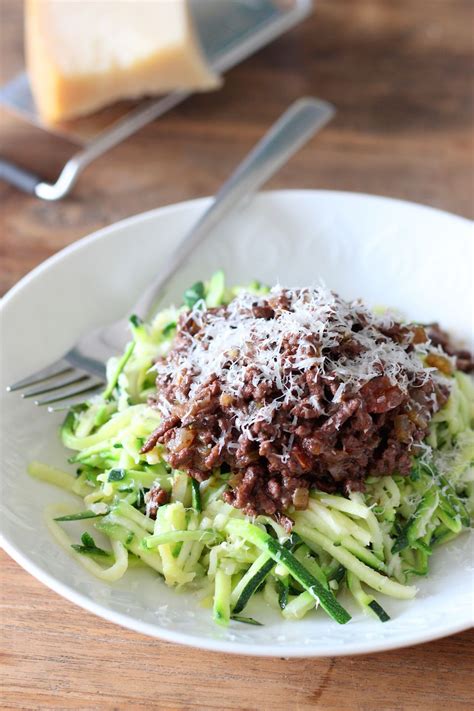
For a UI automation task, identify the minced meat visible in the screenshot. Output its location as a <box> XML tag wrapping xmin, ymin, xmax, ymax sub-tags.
<box><xmin>142</xmin><ymin>287</ymin><xmax>455</xmax><ymax>524</ymax></box>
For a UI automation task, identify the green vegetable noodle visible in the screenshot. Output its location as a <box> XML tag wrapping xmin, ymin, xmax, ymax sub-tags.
<box><xmin>29</xmin><ymin>273</ymin><xmax>473</xmax><ymax>628</ymax></box>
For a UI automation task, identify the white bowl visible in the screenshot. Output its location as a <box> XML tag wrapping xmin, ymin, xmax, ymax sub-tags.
<box><xmin>1</xmin><ymin>190</ymin><xmax>472</xmax><ymax>656</ymax></box>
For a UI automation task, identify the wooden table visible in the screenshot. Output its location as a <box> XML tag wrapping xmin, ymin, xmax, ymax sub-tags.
<box><xmin>1</xmin><ymin>1</ymin><xmax>473</xmax><ymax>708</ymax></box>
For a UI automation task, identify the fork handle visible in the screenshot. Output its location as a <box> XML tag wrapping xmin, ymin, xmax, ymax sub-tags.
<box><xmin>131</xmin><ymin>97</ymin><xmax>335</xmax><ymax>322</ymax></box>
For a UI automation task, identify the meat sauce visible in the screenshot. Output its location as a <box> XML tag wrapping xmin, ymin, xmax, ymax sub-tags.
<box><xmin>141</xmin><ymin>288</ymin><xmax>459</xmax><ymax>527</ymax></box>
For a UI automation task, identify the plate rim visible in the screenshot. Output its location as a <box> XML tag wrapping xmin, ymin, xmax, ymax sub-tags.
<box><xmin>1</xmin><ymin>189</ymin><xmax>472</xmax><ymax>657</ymax></box>
<box><xmin>1</xmin><ymin>533</ymin><xmax>471</xmax><ymax>658</ymax></box>
<box><xmin>1</xmin><ymin>189</ymin><xmax>471</xmax><ymax>311</ymax></box>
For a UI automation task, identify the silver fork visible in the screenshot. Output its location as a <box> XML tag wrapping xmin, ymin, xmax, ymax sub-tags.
<box><xmin>7</xmin><ymin>97</ymin><xmax>335</xmax><ymax>411</ymax></box>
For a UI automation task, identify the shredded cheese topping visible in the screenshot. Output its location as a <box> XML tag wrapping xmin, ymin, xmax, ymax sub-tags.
<box><xmin>155</xmin><ymin>286</ymin><xmax>448</xmax><ymax>436</ymax></box>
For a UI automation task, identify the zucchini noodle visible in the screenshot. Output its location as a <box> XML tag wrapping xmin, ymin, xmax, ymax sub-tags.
<box><xmin>29</xmin><ymin>462</ymin><xmax>75</xmax><ymax>492</ymax></box>
<box><xmin>29</xmin><ymin>272</ymin><xmax>473</xmax><ymax>627</ymax></box>
<box><xmin>45</xmin><ymin>504</ymin><xmax>128</xmax><ymax>582</ymax></box>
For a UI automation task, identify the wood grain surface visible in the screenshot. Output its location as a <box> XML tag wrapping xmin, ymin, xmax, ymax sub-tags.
<box><xmin>1</xmin><ymin>1</ymin><xmax>473</xmax><ymax>709</ymax></box>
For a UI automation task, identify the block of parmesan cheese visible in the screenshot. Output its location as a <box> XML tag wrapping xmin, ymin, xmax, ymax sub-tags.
<box><xmin>25</xmin><ymin>0</ymin><xmax>220</xmax><ymax>124</ymax></box>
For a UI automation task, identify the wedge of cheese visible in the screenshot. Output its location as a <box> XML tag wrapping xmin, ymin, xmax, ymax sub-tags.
<box><xmin>25</xmin><ymin>0</ymin><xmax>220</xmax><ymax>124</ymax></box>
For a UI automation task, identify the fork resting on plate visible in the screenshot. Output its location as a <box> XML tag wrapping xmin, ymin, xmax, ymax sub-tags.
<box><xmin>7</xmin><ymin>97</ymin><xmax>335</xmax><ymax>411</ymax></box>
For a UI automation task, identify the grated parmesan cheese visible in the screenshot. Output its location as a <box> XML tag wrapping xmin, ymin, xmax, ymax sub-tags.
<box><xmin>155</xmin><ymin>286</ymin><xmax>449</xmax><ymax>438</ymax></box>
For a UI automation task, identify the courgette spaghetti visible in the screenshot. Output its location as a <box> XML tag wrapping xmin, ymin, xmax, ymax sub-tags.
<box><xmin>29</xmin><ymin>272</ymin><xmax>474</xmax><ymax>626</ymax></box>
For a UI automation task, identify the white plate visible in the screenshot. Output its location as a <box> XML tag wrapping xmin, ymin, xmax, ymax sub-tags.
<box><xmin>1</xmin><ymin>191</ymin><xmax>473</xmax><ymax>657</ymax></box>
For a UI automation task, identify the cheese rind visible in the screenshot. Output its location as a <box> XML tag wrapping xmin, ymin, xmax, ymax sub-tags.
<box><xmin>25</xmin><ymin>0</ymin><xmax>220</xmax><ymax>123</ymax></box>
